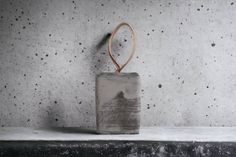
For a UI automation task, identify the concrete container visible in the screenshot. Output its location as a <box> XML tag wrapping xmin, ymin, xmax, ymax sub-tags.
<box><xmin>96</xmin><ymin>72</ymin><xmax>141</xmax><ymax>134</ymax></box>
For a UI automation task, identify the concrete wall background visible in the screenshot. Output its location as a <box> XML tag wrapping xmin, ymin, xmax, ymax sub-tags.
<box><xmin>0</xmin><ymin>0</ymin><xmax>236</xmax><ymax>128</ymax></box>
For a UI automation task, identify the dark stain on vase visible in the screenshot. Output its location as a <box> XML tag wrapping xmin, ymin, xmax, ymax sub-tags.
<box><xmin>99</xmin><ymin>91</ymin><xmax>140</xmax><ymax>132</ymax></box>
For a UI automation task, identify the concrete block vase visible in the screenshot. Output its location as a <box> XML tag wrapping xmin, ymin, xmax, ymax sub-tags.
<box><xmin>96</xmin><ymin>73</ymin><xmax>141</xmax><ymax>134</ymax></box>
<box><xmin>96</xmin><ymin>22</ymin><xmax>140</xmax><ymax>134</ymax></box>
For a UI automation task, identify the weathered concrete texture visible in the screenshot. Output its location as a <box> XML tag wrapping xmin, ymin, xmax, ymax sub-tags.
<box><xmin>1</xmin><ymin>141</ymin><xmax>236</xmax><ymax>157</ymax></box>
<box><xmin>2</xmin><ymin>127</ymin><xmax>236</xmax><ymax>142</ymax></box>
<box><xmin>96</xmin><ymin>73</ymin><xmax>140</xmax><ymax>134</ymax></box>
<box><xmin>0</xmin><ymin>0</ymin><xmax>236</xmax><ymax>127</ymax></box>
<box><xmin>1</xmin><ymin>127</ymin><xmax>236</xmax><ymax>156</ymax></box>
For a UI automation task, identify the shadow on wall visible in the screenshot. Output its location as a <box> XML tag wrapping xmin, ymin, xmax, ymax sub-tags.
<box><xmin>42</xmin><ymin>127</ymin><xmax>97</xmax><ymax>134</ymax></box>
<box><xmin>96</xmin><ymin>33</ymin><xmax>111</xmax><ymax>50</ymax></box>
<box><xmin>89</xmin><ymin>33</ymin><xmax>111</xmax><ymax>75</ymax></box>
<box><xmin>88</xmin><ymin>32</ymin><xmax>124</xmax><ymax>75</ymax></box>
<box><xmin>38</xmin><ymin>102</ymin><xmax>65</xmax><ymax>127</ymax></box>
<box><xmin>38</xmin><ymin>33</ymin><xmax>115</xmax><ymax>128</ymax></box>
<box><xmin>40</xmin><ymin>91</ymin><xmax>66</xmax><ymax>127</ymax></box>
<box><xmin>38</xmin><ymin>30</ymin><xmax>124</xmax><ymax>128</ymax></box>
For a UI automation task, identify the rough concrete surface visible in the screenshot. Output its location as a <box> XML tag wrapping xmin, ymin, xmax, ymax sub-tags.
<box><xmin>0</xmin><ymin>0</ymin><xmax>236</xmax><ymax>127</ymax></box>
<box><xmin>1</xmin><ymin>127</ymin><xmax>236</xmax><ymax>157</ymax></box>
<box><xmin>1</xmin><ymin>127</ymin><xmax>236</xmax><ymax>142</ymax></box>
<box><xmin>1</xmin><ymin>141</ymin><xmax>236</xmax><ymax>157</ymax></box>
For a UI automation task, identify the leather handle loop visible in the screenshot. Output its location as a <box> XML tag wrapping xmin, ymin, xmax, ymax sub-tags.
<box><xmin>108</xmin><ymin>22</ymin><xmax>136</xmax><ymax>73</ymax></box>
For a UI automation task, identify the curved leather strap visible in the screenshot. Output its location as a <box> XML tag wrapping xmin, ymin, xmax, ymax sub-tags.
<box><xmin>108</xmin><ymin>22</ymin><xmax>136</xmax><ymax>73</ymax></box>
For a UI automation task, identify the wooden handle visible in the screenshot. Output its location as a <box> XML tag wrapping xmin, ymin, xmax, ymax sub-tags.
<box><xmin>108</xmin><ymin>22</ymin><xmax>136</xmax><ymax>73</ymax></box>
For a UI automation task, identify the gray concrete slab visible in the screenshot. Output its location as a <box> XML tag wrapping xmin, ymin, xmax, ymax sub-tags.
<box><xmin>1</xmin><ymin>127</ymin><xmax>236</xmax><ymax>142</ymax></box>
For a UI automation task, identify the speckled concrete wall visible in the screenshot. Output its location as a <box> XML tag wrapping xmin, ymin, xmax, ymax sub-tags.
<box><xmin>0</xmin><ymin>0</ymin><xmax>236</xmax><ymax>128</ymax></box>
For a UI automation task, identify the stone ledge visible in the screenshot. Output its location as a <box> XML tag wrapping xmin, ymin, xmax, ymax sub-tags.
<box><xmin>0</xmin><ymin>141</ymin><xmax>235</xmax><ymax>157</ymax></box>
<box><xmin>0</xmin><ymin>127</ymin><xmax>236</xmax><ymax>142</ymax></box>
<box><xmin>1</xmin><ymin>127</ymin><xmax>236</xmax><ymax>157</ymax></box>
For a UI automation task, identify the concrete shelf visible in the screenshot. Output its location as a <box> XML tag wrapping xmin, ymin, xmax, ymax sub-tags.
<box><xmin>0</xmin><ymin>127</ymin><xmax>236</xmax><ymax>142</ymax></box>
<box><xmin>0</xmin><ymin>127</ymin><xmax>236</xmax><ymax>156</ymax></box>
